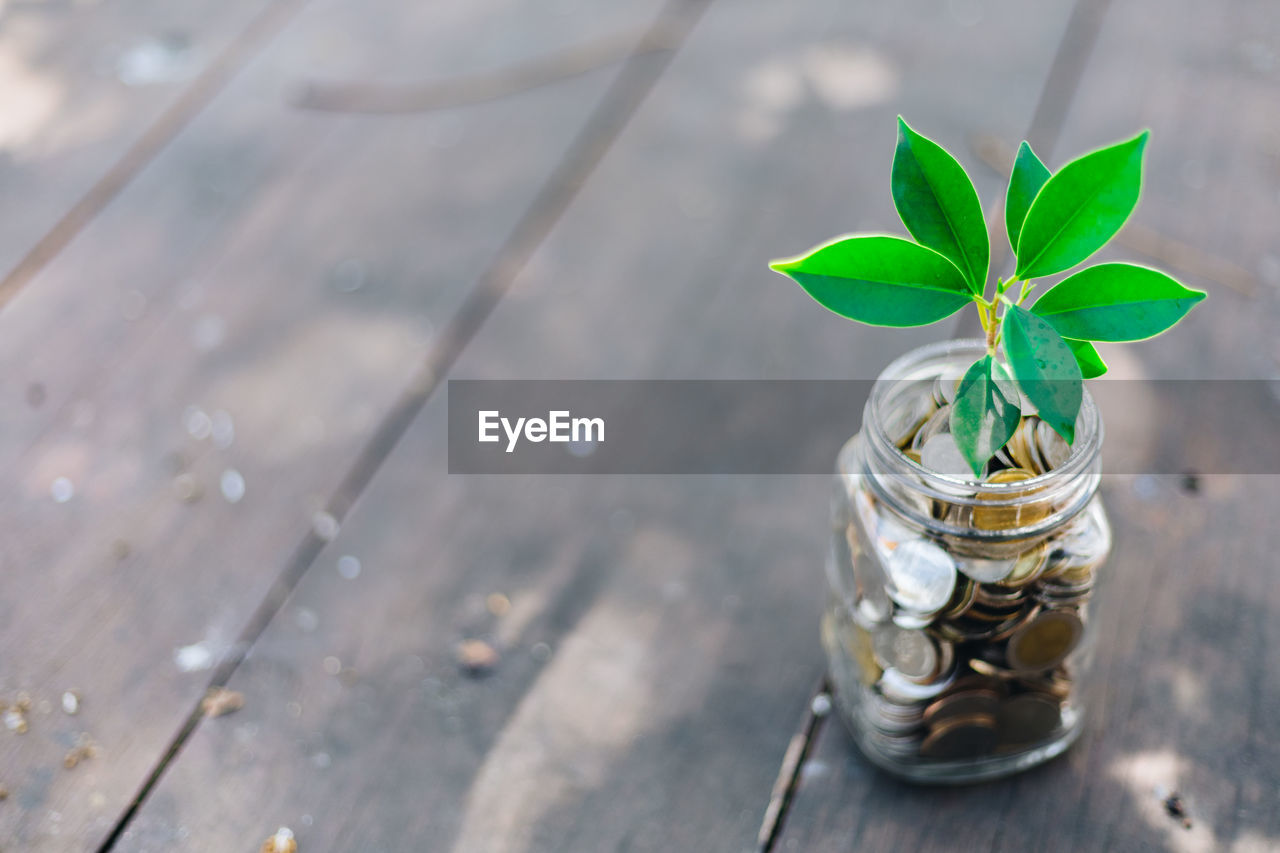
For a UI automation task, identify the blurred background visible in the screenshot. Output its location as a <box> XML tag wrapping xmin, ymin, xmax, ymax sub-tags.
<box><xmin>0</xmin><ymin>0</ymin><xmax>1277</xmax><ymax>850</ymax></box>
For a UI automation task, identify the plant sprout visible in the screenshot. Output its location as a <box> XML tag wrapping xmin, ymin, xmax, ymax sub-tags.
<box><xmin>770</xmin><ymin>117</ymin><xmax>1206</xmax><ymax>477</ymax></box>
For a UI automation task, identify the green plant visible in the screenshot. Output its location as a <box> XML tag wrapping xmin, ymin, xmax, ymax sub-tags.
<box><xmin>769</xmin><ymin>117</ymin><xmax>1206</xmax><ymax>477</ymax></box>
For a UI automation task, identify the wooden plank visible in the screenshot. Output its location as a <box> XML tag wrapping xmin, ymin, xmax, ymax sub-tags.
<box><xmin>0</xmin><ymin>1</ymin><xmax>666</xmax><ymax>848</ymax></box>
<box><xmin>775</xmin><ymin>0</ymin><xmax>1280</xmax><ymax>849</ymax></box>
<box><xmin>115</xmin><ymin>1</ymin><xmax>1083</xmax><ymax>850</ymax></box>
<box><xmin>0</xmin><ymin>0</ymin><xmax>285</xmax><ymax>296</ymax></box>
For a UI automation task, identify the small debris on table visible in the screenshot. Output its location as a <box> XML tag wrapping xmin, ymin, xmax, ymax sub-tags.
<box><xmin>1164</xmin><ymin>792</ymin><xmax>1193</xmax><ymax>829</ymax></box>
<box><xmin>3</xmin><ymin>708</ymin><xmax>28</xmax><ymax>734</ymax></box>
<box><xmin>62</xmin><ymin>691</ymin><xmax>81</xmax><ymax>716</ymax></box>
<box><xmin>0</xmin><ymin>784</ymin><xmax>9</xmax><ymax>800</ymax></box>
<box><xmin>64</xmin><ymin>734</ymin><xmax>98</xmax><ymax>770</ymax></box>
<box><xmin>261</xmin><ymin>826</ymin><xmax>297</xmax><ymax>853</ymax></box>
<box><xmin>486</xmin><ymin>593</ymin><xmax>511</xmax><ymax>616</ymax></box>
<box><xmin>456</xmin><ymin>639</ymin><xmax>500</xmax><ymax>676</ymax></box>
<box><xmin>810</xmin><ymin>693</ymin><xmax>833</xmax><ymax>717</ymax></box>
<box><xmin>172</xmin><ymin>473</ymin><xmax>203</xmax><ymax>503</ymax></box>
<box><xmin>200</xmin><ymin>687</ymin><xmax>245</xmax><ymax>718</ymax></box>
<box><xmin>175</xmin><ymin>641</ymin><xmax>214</xmax><ymax>672</ymax></box>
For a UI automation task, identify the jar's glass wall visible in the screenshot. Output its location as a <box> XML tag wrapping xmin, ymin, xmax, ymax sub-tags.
<box><xmin>823</xmin><ymin>341</ymin><xmax>1112</xmax><ymax>783</ymax></box>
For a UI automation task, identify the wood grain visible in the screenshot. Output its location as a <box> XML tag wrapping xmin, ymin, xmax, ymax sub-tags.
<box><xmin>0</xmin><ymin>0</ymin><xmax>664</xmax><ymax>848</ymax></box>
<box><xmin>0</xmin><ymin>0</ymin><xmax>282</xmax><ymax>298</ymax></box>
<box><xmin>113</xmin><ymin>1</ymin><xmax>1082</xmax><ymax>850</ymax></box>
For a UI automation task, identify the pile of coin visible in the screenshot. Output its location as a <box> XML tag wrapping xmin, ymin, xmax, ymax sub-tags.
<box><xmin>884</xmin><ymin>375</ymin><xmax>1072</xmax><ymax>480</ymax></box>
<box><xmin>824</xmin><ymin>377</ymin><xmax>1111</xmax><ymax>768</ymax></box>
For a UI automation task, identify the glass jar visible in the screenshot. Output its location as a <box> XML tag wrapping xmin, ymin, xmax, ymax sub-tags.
<box><xmin>822</xmin><ymin>339</ymin><xmax>1112</xmax><ymax>783</ymax></box>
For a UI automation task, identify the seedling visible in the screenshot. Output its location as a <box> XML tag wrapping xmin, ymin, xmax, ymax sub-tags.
<box><xmin>770</xmin><ymin>118</ymin><xmax>1206</xmax><ymax>477</ymax></box>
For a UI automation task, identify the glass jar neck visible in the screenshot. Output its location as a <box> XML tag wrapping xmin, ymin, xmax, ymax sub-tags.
<box><xmin>859</xmin><ymin>339</ymin><xmax>1103</xmax><ymax>542</ymax></box>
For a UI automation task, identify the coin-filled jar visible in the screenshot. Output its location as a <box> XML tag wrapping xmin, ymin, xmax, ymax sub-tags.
<box><xmin>823</xmin><ymin>339</ymin><xmax>1111</xmax><ymax>783</ymax></box>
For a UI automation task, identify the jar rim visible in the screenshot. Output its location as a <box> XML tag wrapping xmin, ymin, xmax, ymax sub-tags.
<box><xmin>856</xmin><ymin>339</ymin><xmax>1103</xmax><ymax>540</ymax></box>
<box><xmin>867</xmin><ymin>338</ymin><xmax>1102</xmax><ymax>496</ymax></box>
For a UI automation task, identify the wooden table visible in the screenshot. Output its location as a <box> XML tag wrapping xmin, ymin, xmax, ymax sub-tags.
<box><xmin>1</xmin><ymin>0</ymin><xmax>1276</xmax><ymax>850</ymax></box>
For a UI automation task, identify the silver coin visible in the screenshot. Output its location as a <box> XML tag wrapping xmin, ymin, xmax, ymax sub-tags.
<box><xmin>913</xmin><ymin>405</ymin><xmax>953</xmax><ymax>450</ymax></box>
<box><xmin>872</xmin><ymin>625</ymin><xmax>939</xmax><ymax>681</ymax></box>
<box><xmin>884</xmin><ymin>392</ymin><xmax>937</xmax><ymax>448</ymax></box>
<box><xmin>955</xmin><ymin>555</ymin><xmax>1016</xmax><ymax>584</ymax></box>
<box><xmin>920</xmin><ymin>433</ymin><xmax>972</xmax><ymax>478</ymax></box>
<box><xmin>879</xmin><ymin>666</ymin><xmax>954</xmax><ymax>703</ymax></box>
<box><xmin>883</xmin><ymin>539</ymin><xmax>957</xmax><ymax>615</ymax></box>
<box><xmin>1035</xmin><ymin>419</ymin><xmax>1072</xmax><ymax>470</ymax></box>
<box><xmin>932</xmin><ymin>373</ymin><xmax>962</xmax><ymax>407</ymax></box>
<box><xmin>1045</xmin><ymin>502</ymin><xmax>1111</xmax><ymax>575</ymax></box>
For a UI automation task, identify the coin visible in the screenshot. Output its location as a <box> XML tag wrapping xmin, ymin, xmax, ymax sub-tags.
<box><xmin>883</xmin><ymin>539</ymin><xmax>957</xmax><ymax>616</ymax></box>
<box><xmin>972</xmin><ymin>468</ymin><xmax>1050</xmax><ymax>531</ymax></box>
<box><xmin>920</xmin><ymin>433</ymin><xmax>972</xmax><ymax>478</ymax></box>
<box><xmin>973</xmin><ymin>584</ymin><xmax>1024</xmax><ymax>606</ymax></box>
<box><xmin>965</xmin><ymin>600</ymin><xmax>1026</xmax><ymax>623</ymax></box>
<box><xmin>994</xmin><ymin>542</ymin><xmax>1049</xmax><ymax>588</ymax></box>
<box><xmin>913</xmin><ymin>405</ymin><xmax>953</xmax><ymax>450</ymax></box>
<box><xmin>873</xmin><ymin>625</ymin><xmax>942</xmax><ymax>682</ymax></box>
<box><xmin>846</xmin><ymin>621</ymin><xmax>883</xmax><ymax>687</ymax></box>
<box><xmin>879</xmin><ymin>666</ymin><xmax>954</xmax><ymax>704</ymax></box>
<box><xmin>955</xmin><ymin>555</ymin><xmax>1016</xmax><ymax>584</ymax></box>
<box><xmin>1043</xmin><ymin>503</ymin><xmax>1111</xmax><ymax>578</ymax></box>
<box><xmin>863</xmin><ymin>690</ymin><xmax>927</xmax><ymax>732</ymax></box>
<box><xmin>922</xmin><ymin>688</ymin><xmax>1001</xmax><ymax>728</ymax></box>
<box><xmin>1035</xmin><ymin>419</ymin><xmax>1072</xmax><ymax>470</ymax></box>
<box><xmin>885</xmin><ymin>392</ymin><xmax>938</xmax><ymax>449</ymax></box>
<box><xmin>996</xmin><ymin>693</ymin><xmax>1063</xmax><ymax>746</ymax></box>
<box><xmin>919</xmin><ymin>712</ymin><xmax>999</xmax><ymax>759</ymax></box>
<box><xmin>932</xmin><ymin>373</ymin><xmax>962</xmax><ymax>407</ymax></box>
<box><xmin>1006</xmin><ymin>609</ymin><xmax>1083</xmax><ymax>672</ymax></box>
<box><xmin>938</xmin><ymin>577</ymin><xmax>978</xmax><ymax>620</ymax></box>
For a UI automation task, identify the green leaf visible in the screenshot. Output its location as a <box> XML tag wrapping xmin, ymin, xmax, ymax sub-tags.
<box><xmin>769</xmin><ymin>235</ymin><xmax>973</xmax><ymax>327</ymax></box>
<box><xmin>1005</xmin><ymin>141</ymin><xmax>1051</xmax><ymax>254</ymax></box>
<box><xmin>892</xmin><ymin>117</ymin><xmax>989</xmax><ymax>294</ymax></box>
<box><xmin>951</xmin><ymin>355</ymin><xmax>1022</xmax><ymax>478</ymax></box>
<box><xmin>1015</xmin><ymin>131</ymin><xmax>1149</xmax><ymax>279</ymax></box>
<box><xmin>1064</xmin><ymin>338</ymin><xmax>1108</xmax><ymax>379</ymax></box>
<box><xmin>1030</xmin><ymin>262</ymin><xmax>1207</xmax><ymax>341</ymax></box>
<box><xmin>1002</xmin><ymin>305</ymin><xmax>1083</xmax><ymax>443</ymax></box>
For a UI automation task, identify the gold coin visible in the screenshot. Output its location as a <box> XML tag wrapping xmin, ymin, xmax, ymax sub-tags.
<box><xmin>995</xmin><ymin>542</ymin><xmax>1049</xmax><ymax>588</ymax></box>
<box><xmin>922</xmin><ymin>688</ymin><xmax>1001</xmax><ymax>728</ymax></box>
<box><xmin>919</xmin><ymin>712</ymin><xmax>998</xmax><ymax>759</ymax></box>
<box><xmin>1006</xmin><ymin>610</ymin><xmax>1083</xmax><ymax>672</ymax></box>
<box><xmin>938</xmin><ymin>577</ymin><xmax>978</xmax><ymax>620</ymax></box>
<box><xmin>822</xmin><ymin>610</ymin><xmax>882</xmax><ymax>687</ymax></box>
<box><xmin>996</xmin><ymin>692</ymin><xmax>1063</xmax><ymax>746</ymax></box>
<box><xmin>972</xmin><ymin>468</ymin><xmax>1050</xmax><ymax>531</ymax></box>
<box><xmin>973</xmin><ymin>584</ymin><xmax>1024</xmax><ymax>606</ymax></box>
<box><xmin>847</xmin><ymin>621</ymin><xmax>883</xmax><ymax>687</ymax></box>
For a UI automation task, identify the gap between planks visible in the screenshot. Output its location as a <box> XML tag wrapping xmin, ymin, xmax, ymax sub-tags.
<box><xmin>93</xmin><ymin>0</ymin><xmax>715</xmax><ymax>849</ymax></box>
<box><xmin>759</xmin><ymin>0</ymin><xmax>1115</xmax><ymax>847</ymax></box>
<box><xmin>0</xmin><ymin>0</ymin><xmax>313</xmax><ymax>315</ymax></box>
